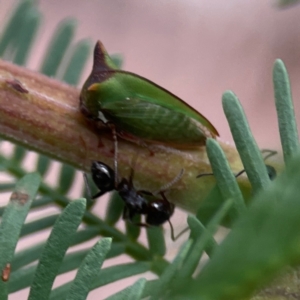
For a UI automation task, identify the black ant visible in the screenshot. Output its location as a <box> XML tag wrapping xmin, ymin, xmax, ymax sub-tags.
<box><xmin>84</xmin><ymin>158</ymin><xmax>184</xmax><ymax>240</ymax></box>
<box><xmin>197</xmin><ymin>149</ymin><xmax>277</xmax><ymax>180</ymax></box>
<box><xmin>231</xmin><ymin>164</ymin><xmax>276</xmax><ymax>181</ymax></box>
<box><xmin>234</xmin><ymin>149</ymin><xmax>277</xmax><ymax>180</ymax></box>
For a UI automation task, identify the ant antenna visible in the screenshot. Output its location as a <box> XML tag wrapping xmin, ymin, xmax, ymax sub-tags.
<box><xmin>168</xmin><ymin>220</ymin><xmax>190</xmax><ymax>241</ymax></box>
<box><xmin>155</xmin><ymin>169</ymin><xmax>184</xmax><ymax>195</ymax></box>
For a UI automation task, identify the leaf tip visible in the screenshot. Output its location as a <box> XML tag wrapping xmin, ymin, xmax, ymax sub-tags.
<box><xmin>273</xmin><ymin>59</ymin><xmax>286</xmax><ymax>73</ymax></box>
<box><xmin>73</xmin><ymin>198</ymin><xmax>87</xmax><ymax>211</ymax></box>
<box><xmin>222</xmin><ymin>90</ymin><xmax>236</xmax><ymax>103</ymax></box>
<box><xmin>206</xmin><ymin>138</ymin><xmax>217</xmax><ymax>149</ymax></box>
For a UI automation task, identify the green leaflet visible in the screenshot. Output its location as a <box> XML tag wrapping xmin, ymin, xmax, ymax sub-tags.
<box><xmin>105</xmin><ymin>278</ymin><xmax>146</xmax><ymax>300</ymax></box>
<box><xmin>276</xmin><ymin>0</ymin><xmax>300</xmax><ymax>7</ymax></box>
<box><xmin>105</xmin><ymin>192</ymin><xmax>124</xmax><ymax>225</ymax></box>
<box><xmin>0</xmin><ymin>173</ymin><xmax>41</xmax><ymax>299</ymax></box>
<box><xmin>28</xmin><ymin>199</ymin><xmax>86</xmax><ymax>300</ymax></box>
<box><xmin>205</xmin><ymin>139</ymin><xmax>246</xmax><ymax>218</ymax></box>
<box><xmin>11</xmin><ymin>227</ymin><xmax>101</xmax><ymax>271</ymax></box>
<box><xmin>181</xmin><ymin>153</ymin><xmax>300</xmax><ymax>300</ymax></box>
<box><xmin>13</xmin><ymin>6</ymin><xmax>41</xmax><ymax>66</ymax></box>
<box><xmin>40</xmin><ymin>18</ymin><xmax>77</xmax><ymax>76</ymax></box>
<box><xmin>187</xmin><ymin>216</ymin><xmax>217</xmax><ymax>257</ymax></box>
<box><xmin>177</xmin><ymin>200</ymin><xmax>232</xmax><ymax>281</ymax></box>
<box><xmin>273</xmin><ymin>59</ymin><xmax>299</xmax><ymax>164</ymax></box>
<box><xmin>65</xmin><ymin>238</ymin><xmax>112</xmax><ymax>300</ymax></box>
<box><xmin>0</xmin><ymin>0</ymin><xmax>35</xmax><ymax>57</ymax></box>
<box><xmin>49</xmin><ymin>262</ymin><xmax>151</xmax><ymax>300</ymax></box>
<box><xmin>146</xmin><ymin>226</ymin><xmax>166</xmax><ymax>257</ymax></box>
<box><xmin>61</xmin><ymin>39</ymin><xmax>92</xmax><ymax>85</ymax></box>
<box><xmin>148</xmin><ymin>240</ymin><xmax>192</xmax><ymax>300</ymax></box>
<box><xmin>9</xmin><ymin>243</ymin><xmax>125</xmax><ymax>293</ymax></box>
<box><xmin>222</xmin><ymin>91</ymin><xmax>270</xmax><ymax>194</ymax></box>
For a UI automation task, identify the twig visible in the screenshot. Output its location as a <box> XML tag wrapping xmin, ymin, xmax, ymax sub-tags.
<box><xmin>0</xmin><ymin>59</ymin><xmax>251</xmax><ymax>213</ymax></box>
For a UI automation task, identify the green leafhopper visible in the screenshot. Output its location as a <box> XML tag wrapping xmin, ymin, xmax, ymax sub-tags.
<box><xmin>80</xmin><ymin>41</ymin><xmax>219</xmax><ymax>148</ymax></box>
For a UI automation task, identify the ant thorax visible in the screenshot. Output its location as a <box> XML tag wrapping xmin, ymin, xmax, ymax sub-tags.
<box><xmin>117</xmin><ymin>178</ymin><xmax>148</xmax><ymax>214</ymax></box>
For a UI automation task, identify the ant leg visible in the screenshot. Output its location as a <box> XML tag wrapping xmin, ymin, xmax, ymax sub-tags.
<box><xmin>123</xmin><ymin>208</ymin><xmax>149</xmax><ymax>227</ymax></box>
<box><xmin>138</xmin><ymin>190</ymin><xmax>152</xmax><ymax>196</ymax></box>
<box><xmin>128</xmin><ymin>149</ymin><xmax>143</xmax><ymax>189</ymax></box>
<box><xmin>108</xmin><ymin>124</ymin><xmax>119</xmax><ymax>188</ymax></box>
<box><xmin>128</xmin><ymin>166</ymin><xmax>135</xmax><ymax>190</ymax></box>
<box><xmin>261</xmin><ymin>149</ymin><xmax>277</xmax><ymax>161</ymax></box>
<box><xmin>134</xmin><ymin>222</ymin><xmax>149</xmax><ymax>227</ymax></box>
<box><xmin>197</xmin><ymin>170</ymin><xmax>245</xmax><ymax>179</ymax></box>
<box><xmin>168</xmin><ymin>220</ymin><xmax>190</xmax><ymax>242</ymax></box>
<box><xmin>168</xmin><ymin>219</ymin><xmax>175</xmax><ymax>241</ymax></box>
<box><xmin>122</xmin><ymin>206</ymin><xmax>129</xmax><ymax>220</ymax></box>
<box><xmin>112</xmin><ymin>126</ymin><xmax>118</xmax><ymax>188</ymax></box>
<box><xmin>196</xmin><ymin>172</ymin><xmax>214</xmax><ymax>179</ymax></box>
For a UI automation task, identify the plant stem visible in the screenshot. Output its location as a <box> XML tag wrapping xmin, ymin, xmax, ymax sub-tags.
<box><xmin>0</xmin><ymin>59</ymin><xmax>265</xmax><ymax>213</ymax></box>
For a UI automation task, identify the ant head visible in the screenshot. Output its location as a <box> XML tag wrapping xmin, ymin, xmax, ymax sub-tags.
<box><xmin>91</xmin><ymin>161</ymin><xmax>115</xmax><ymax>193</ymax></box>
<box><xmin>146</xmin><ymin>198</ymin><xmax>175</xmax><ymax>226</ymax></box>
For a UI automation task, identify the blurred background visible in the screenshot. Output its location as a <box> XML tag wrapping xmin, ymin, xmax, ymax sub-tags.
<box><xmin>1</xmin><ymin>0</ymin><xmax>300</xmax><ymax>299</ymax></box>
